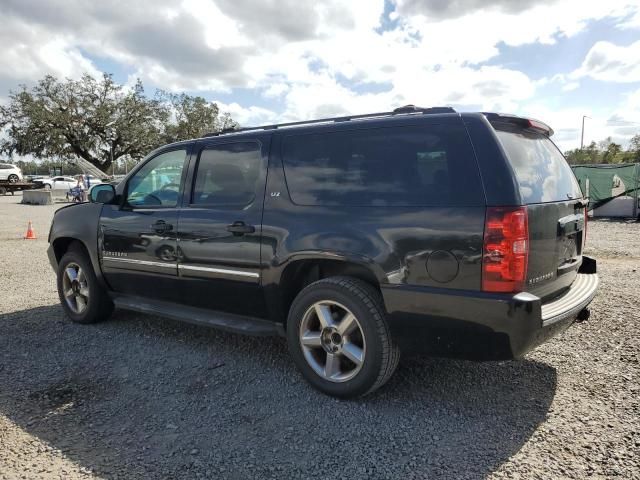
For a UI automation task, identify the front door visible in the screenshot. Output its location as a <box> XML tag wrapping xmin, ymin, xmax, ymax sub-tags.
<box><xmin>176</xmin><ymin>139</ymin><xmax>268</xmax><ymax>317</ymax></box>
<box><xmin>99</xmin><ymin>146</ymin><xmax>190</xmax><ymax>302</ymax></box>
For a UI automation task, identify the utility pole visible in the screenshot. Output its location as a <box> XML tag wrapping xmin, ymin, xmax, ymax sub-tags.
<box><xmin>580</xmin><ymin>115</ymin><xmax>590</xmax><ymax>149</ymax></box>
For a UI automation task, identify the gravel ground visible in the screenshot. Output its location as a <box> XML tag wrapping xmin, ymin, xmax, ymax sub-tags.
<box><xmin>0</xmin><ymin>193</ymin><xmax>638</xmax><ymax>479</ymax></box>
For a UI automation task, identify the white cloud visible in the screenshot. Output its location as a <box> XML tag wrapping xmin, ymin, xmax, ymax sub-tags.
<box><xmin>0</xmin><ymin>0</ymin><xmax>639</xmax><ymax>149</ymax></box>
<box><xmin>571</xmin><ymin>40</ymin><xmax>640</xmax><ymax>83</ymax></box>
<box><xmin>562</xmin><ymin>82</ymin><xmax>580</xmax><ymax>92</ymax></box>
<box><xmin>520</xmin><ymin>88</ymin><xmax>640</xmax><ymax>152</ymax></box>
<box><xmin>214</xmin><ymin>101</ymin><xmax>278</xmax><ymax>126</ymax></box>
<box><xmin>0</xmin><ymin>20</ymin><xmax>101</xmax><ymax>92</ymax></box>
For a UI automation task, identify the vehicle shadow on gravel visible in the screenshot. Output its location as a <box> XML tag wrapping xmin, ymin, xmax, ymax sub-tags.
<box><xmin>0</xmin><ymin>305</ymin><xmax>557</xmax><ymax>479</ymax></box>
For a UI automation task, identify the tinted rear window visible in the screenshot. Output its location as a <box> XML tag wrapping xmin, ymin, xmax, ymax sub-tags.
<box><xmin>282</xmin><ymin>124</ymin><xmax>484</xmax><ymax>207</ymax></box>
<box><xmin>192</xmin><ymin>142</ymin><xmax>261</xmax><ymax>206</ymax></box>
<box><xmin>496</xmin><ymin>130</ymin><xmax>582</xmax><ymax>203</ymax></box>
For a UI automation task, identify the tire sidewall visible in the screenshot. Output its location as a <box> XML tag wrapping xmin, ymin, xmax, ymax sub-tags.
<box><xmin>57</xmin><ymin>250</ymin><xmax>101</xmax><ymax>324</ymax></box>
<box><xmin>287</xmin><ymin>281</ymin><xmax>385</xmax><ymax>398</ymax></box>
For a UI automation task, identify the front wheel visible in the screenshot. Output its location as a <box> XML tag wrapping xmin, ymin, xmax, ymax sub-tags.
<box><xmin>44</xmin><ymin>184</ymin><xmax>52</xmax><ymax>190</ymax></box>
<box><xmin>287</xmin><ymin>276</ymin><xmax>400</xmax><ymax>398</ymax></box>
<box><xmin>57</xmin><ymin>247</ymin><xmax>113</xmax><ymax>324</ymax></box>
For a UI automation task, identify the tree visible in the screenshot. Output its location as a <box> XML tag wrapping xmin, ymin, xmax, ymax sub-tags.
<box><xmin>628</xmin><ymin>134</ymin><xmax>640</xmax><ymax>161</ymax></box>
<box><xmin>158</xmin><ymin>91</ymin><xmax>238</xmax><ymax>142</ymax></box>
<box><xmin>602</xmin><ymin>142</ymin><xmax>622</xmax><ymax>163</ymax></box>
<box><xmin>0</xmin><ymin>74</ymin><xmax>238</xmax><ymax>172</ymax></box>
<box><xmin>564</xmin><ymin>136</ymin><xmax>640</xmax><ymax>165</ymax></box>
<box><xmin>565</xmin><ymin>141</ymin><xmax>600</xmax><ymax>165</ymax></box>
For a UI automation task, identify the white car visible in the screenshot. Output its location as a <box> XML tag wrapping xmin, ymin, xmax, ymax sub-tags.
<box><xmin>84</xmin><ymin>175</ymin><xmax>104</xmax><ymax>187</ymax></box>
<box><xmin>39</xmin><ymin>176</ymin><xmax>79</xmax><ymax>191</ymax></box>
<box><xmin>0</xmin><ymin>163</ymin><xmax>23</xmax><ymax>183</ymax></box>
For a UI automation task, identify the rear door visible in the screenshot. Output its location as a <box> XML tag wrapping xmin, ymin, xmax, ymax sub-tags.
<box><xmin>176</xmin><ymin>138</ymin><xmax>269</xmax><ymax>317</ymax></box>
<box><xmin>494</xmin><ymin>127</ymin><xmax>585</xmax><ymax>300</ymax></box>
<box><xmin>99</xmin><ymin>146</ymin><xmax>190</xmax><ymax>302</ymax></box>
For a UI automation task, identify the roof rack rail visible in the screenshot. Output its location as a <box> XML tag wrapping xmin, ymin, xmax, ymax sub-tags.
<box><xmin>202</xmin><ymin>105</ymin><xmax>456</xmax><ymax>137</ymax></box>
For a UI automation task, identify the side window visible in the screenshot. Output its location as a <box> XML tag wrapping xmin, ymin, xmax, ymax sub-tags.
<box><xmin>282</xmin><ymin>124</ymin><xmax>484</xmax><ymax>207</ymax></box>
<box><xmin>126</xmin><ymin>149</ymin><xmax>187</xmax><ymax>207</ymax></box>
<box><xmin>191</xmin><ymin>142</ymin><xmax>261</xmax><ymax>206</ymax></box>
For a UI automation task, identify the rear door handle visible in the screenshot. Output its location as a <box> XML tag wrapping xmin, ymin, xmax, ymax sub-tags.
<box><xmin>226</xmin><ymin>221</ymin><xmax>255</xmax><ymax>235</ymax></box>
<box><xmin>152</xmin><ymin>220</ymin><xmax>173</xmax><ymax>233</ymax></box>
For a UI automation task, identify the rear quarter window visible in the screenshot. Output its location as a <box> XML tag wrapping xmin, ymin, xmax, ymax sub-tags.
<box><xmin>495</xmin><ymin>129</ymin><xmax>582</xmax><ymax>203</ymax></box>
<box><xmin>282</xmin><ymin>124</ymin><xmax>484</xmax><ymax>207</ymax></box>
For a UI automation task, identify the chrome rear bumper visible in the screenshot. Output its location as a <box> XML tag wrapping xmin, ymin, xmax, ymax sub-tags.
<box><xmin>541</xmin><ymin>273</ymin><xmax>599</xmax><ymax>326</ymax></box>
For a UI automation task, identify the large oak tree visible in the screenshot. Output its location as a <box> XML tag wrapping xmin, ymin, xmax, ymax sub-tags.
<box><xmin>0</xmin><ymin>74</ymin><xmax>238</xmax><ymax>172</ymax></box>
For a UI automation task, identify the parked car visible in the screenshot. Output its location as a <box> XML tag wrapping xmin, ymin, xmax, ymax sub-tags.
<box><xmin>47</xmin><ymin>106</ymin><xmax>599</xmax><ymax>398</ymax></box>
<box><xmin>25</xmin><ymin>175</ymin><xmax>48</xmax><ymax>182</ymax></box>
<box><xmin>84</xmin><ymin>175</ymin><xmax>104</xmax><ymax>187</ymax></box>
<box><xmin>36</xmin><ymin>176</ymin><xmax>78</xmax><ymax>191</ymax></box>
<box><xmin>0</xmin><ymin>163</ymin><xmax>23</xmax><ymax>183</ymax></box>
<box><xmin>36</xmin><ymin>175</ymin><xmax>102</xmax><ymax>191</ymax></box>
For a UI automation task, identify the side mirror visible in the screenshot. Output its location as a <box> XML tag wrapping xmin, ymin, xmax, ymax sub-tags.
<box><xmin>89</xmin><ymin>184</ymin><xmax>116</xmax><ymax>204</ymax></box>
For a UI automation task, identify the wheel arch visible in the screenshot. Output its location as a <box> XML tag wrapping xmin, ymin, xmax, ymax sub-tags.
<box><xmin>273</xmin><ymin>253</ymin><xmax>386</xmax><ymax>328</ymax></box>
<box><xmin>49</xmin><ymin>201</ymin><xmax>107</xmax><ymax>288</ymax></box>
<box><xmin>51</xmin><ymin>237</ymin><xmax>90</xmax><ymax>263</ymax></box>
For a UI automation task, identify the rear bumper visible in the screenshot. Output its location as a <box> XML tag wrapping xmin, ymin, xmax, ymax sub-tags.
<box><xmin>541</xmin><ymin>272</ymin><xmax>598</xmax><ymax>326</ymax></box>
<box><xmin>381</xmin><ymin>257</ymin><xmax>599</xmax><ymax>360</ymax></box>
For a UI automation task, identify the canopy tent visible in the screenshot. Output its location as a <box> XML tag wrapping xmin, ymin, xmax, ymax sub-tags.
<box><xmin>571</xmin><ymin>164</ymin><xmax>639</xmax><ymax>216</ymax></box>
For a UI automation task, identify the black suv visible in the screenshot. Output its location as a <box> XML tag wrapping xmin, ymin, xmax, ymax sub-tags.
<box><xmin>48</xmin><ymin>106</ymin><xmax>599</xmax><ymax>398</ymax></box>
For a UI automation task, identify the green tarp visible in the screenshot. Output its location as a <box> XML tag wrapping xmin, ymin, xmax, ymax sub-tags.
<box><xmin>571</xmin><ymin>164</ymin><xmax>640</xmax><ymax>209</ymax></box>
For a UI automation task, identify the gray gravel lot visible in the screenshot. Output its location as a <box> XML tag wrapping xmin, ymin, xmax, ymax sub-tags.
<box><xmin>0</xmin><ymin>193</ymin><xmax>638</xmax><ymax>479</ymax></box>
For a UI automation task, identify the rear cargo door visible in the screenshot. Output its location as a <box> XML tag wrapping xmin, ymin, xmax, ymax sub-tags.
<box><xmin>495</xmin><ymin>127</ymin><xmax>585</xmax><ymax>300</ymax></box>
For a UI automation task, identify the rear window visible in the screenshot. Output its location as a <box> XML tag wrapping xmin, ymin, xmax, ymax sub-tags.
<box><xmin>282</xmin><ymin>124</ymin><xmax>484</xmax><ymax>207</ymax></box>
<box><xmin>496</xmin><ymin>130</ymin><xmax>582</xmax><ymax>203</ymax></box>
<box><xmin>191</xmin><ymin>142</ymin><xmax>261</xmax><ymax>206</ymax></box>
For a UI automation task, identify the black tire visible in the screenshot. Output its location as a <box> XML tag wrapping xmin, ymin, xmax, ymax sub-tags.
<box><xmin>8</xmin><ymin>174</ymin><xmax>18</xmax><ymax>183</ymax></box>
<box><xmin>57</xmin><ymin>245</ymin><xmax>113</xmax><ymax>324</ymax></box>
<box><xmin>287</xmin><ymin>276</ymin><xmax>400</xmax><ymax>398</ymax></box>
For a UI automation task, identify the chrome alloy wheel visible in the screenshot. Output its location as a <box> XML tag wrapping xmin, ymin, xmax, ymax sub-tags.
<box><xmin>299</xmin><ymin>300</ymin><xmax>366</xmax><ymax>382</ymax></box>
<box><xmin>62</xmin><ymin>262</ymin><xmax>89</xmax><ymax>314</ymax></box>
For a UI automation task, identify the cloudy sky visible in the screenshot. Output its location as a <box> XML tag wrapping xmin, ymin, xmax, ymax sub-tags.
<box><xmin>1</xmin><ymin>0</ymin><xmax>640</xmax><ymax>152</ymax></box>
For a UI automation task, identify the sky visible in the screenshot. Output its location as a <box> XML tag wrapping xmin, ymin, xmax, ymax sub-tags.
<box><xmin>1</xmin><ymin>0</ymin><xmax>640</xmax><ymax>152</ymax></box>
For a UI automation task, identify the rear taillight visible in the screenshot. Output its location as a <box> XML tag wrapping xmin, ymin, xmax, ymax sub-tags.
<box><xmin>482</xmin><ymin>206</ymin><xmax>529</xmax><ymax>293</ymax></box>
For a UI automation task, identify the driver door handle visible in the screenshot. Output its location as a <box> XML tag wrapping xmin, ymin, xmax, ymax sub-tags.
<box><xmin>152</xmin><ymin>220</ymin><xmax>173</xmax><ymax>233</ymax></box>
<box><xmin>226</xmin><ymin>221</ymin><xmax>255</xmax><ymax>235</ymax></box>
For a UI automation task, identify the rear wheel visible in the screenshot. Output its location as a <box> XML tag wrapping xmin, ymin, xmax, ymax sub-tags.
<box><xmin>57</xmin><ymin>247</ymin><xmax>113</xmax><ymax>324</ymax></box>
<box><xmin>8</xmin><ymin>174</ymin><xmax>18</xmax><ymax>183</ymax></box>
<box><xmin>287</xmin><ymin>276</ymin><xmax>400</xmax><ymax>398</ymax></box>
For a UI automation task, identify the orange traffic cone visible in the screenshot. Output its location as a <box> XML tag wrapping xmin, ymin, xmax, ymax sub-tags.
<box><xmin>24</xmin><ymin>220</ymin><xmax>37</xmax><ymax>240</ymax></box>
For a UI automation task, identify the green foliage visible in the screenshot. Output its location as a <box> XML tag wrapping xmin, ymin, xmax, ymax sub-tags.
<box><xmin>0</xmin><ymin>74</ymin><xmax>237</xmax><ymax>171</ymax></box>
<box><xmin>157</xmin><ymin>91</ymin><xmax>239</xmax><ymax>142</ymax></box>
<box><xmin>564</xmin><ymin>135</ymin><xmax>640</xmax><ymax>165</ymax></box>
<box><xmin>628</xmin><ymin>134</ymin><xmax>640</xmax><ymax>162</ymax></box>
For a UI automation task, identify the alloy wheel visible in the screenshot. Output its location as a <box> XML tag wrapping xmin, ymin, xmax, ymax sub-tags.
<box><xmin>62</xmin><ymin>262</ymin><xmax>90</xmax><ymax>314</ymax></box>
<box><xmin>299</xmin><ymin>300</ymin><xmax>366</xmax><ymax>382</ymax></box>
